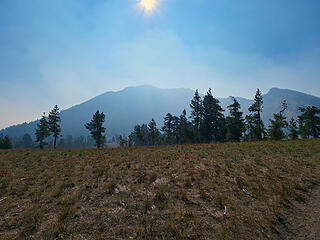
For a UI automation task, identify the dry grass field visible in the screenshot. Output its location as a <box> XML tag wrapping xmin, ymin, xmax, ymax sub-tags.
<box><xmin>0</xmin><ymin>139</ymin><xmax>319</xmax><ymax>239</ymax></box>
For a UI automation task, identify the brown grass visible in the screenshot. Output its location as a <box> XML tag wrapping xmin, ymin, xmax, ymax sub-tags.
<box><xmin>0</xmin><ymin>139</ymin><xmax>319</xmax><ymax>239</ymax></box>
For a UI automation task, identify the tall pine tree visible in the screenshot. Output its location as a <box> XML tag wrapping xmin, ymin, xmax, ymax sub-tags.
<box><xmin>298</xmin><ymin>106</ymin><xmax>320</xmax><ymax>138</ymax></box>
<box><xmin>147</xmin><ymin>118</ymin><xmax>159</xmax><ymax>146</ymax></box>
<box><xmin>268</xmin><ymin>100</ymin><xmax>288</xmax><ymax>140</ymax></box>
<box><xmin>179</xmin><ymin>109</ymin><xmax>194</xmax><ymax>144</ymax></box>
<box><xmin>35</xmin><ymin>112</ymin><xmax>51</xmax><ymax>149</ymax></box>
<box><xmin>190</xmin><ymin>89</ymin><xmax>203</xmax><ymax>142</ymax></box>
<box><xmin>247</xmin><ymin>88</ymin><xmax>264</xmax><ymax>141</ymax></box>
<box><xmin>288</xmin><ymin>118</ymin><xmax>299</xmax><ymax>140</ymax></box>
<box><xmin>48</xmin><ymin>105</ymin><xmax>61</xmax><ymax>149</ymax></box>
<box><xmin>226</xmin><ymin>97</ymin><xmax>244</xmax><ymax>141</ymax></box>
<box><xmin>84</xmin><ymin>110</ymin><xmax>106</xmax><ymax>148</ymax></box>
<box><xmin>133</xmin><ymin>125</ymin><xmax>144</xmax><ymax>146</ymax></box>
<box><xmin>161</xmin><ymin>113</ymin><xmax>174</xmax><ymax>144</ymax></box>
<box><xmin>172</xmin><ymin>116</ymin><xmax>180</xmax><ymax>144</ymax></box>
<box><xmin>200</xmin><ymin>88</ymin><xmax>225</xmax><ymax>143</ymax></box>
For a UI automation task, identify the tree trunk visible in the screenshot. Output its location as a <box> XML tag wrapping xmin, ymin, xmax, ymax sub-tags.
<box><xmin>53</xmin><ymin>136</ymin><xmax>57</xmax><ymax>149</ymax></box>
<box><xmin>258</xmin><ymin>110</ymin><xmax>262</xmax><ymax>141</ymax></box>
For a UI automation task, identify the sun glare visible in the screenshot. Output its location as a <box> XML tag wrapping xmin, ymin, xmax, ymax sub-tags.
<box><xmin>139</xmin><ymin>0</ymin><xmax>158</xmax><ymax>14</ymax></box>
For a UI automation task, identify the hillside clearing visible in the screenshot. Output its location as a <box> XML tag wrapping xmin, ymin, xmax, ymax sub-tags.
<box><xmin>0</xmin><ymin>139</ymin><xmax>319</xmax><ymax>239</ymax></box>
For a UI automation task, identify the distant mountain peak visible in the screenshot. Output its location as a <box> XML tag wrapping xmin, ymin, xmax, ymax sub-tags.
<box><xmin>266</xmin><ymin>87</ymin><xmax>297</xmax><ymax>95</ymax></box>
<box><xmin>266</xmin><ymin>87</ymin><xmax>319</xmax><ymax>98</ymax></box>
<box><xmin>122</xmin><ymin>85</ymin><xmax>158</xmax><ymax>90</ymax></box>
<box><xmin>268</xmin><ymin>87</ymin><xmax>281</xmax><ymax>92</ymax></box>
<box><xmin>122</xmin><ymin>85</ymin><xmax>194</xmax><ymax>92</ymax></box>
<box><xmin>1</xmin><ymin>86</ymin><xmax>319</xmax><ymax>139</ymax></box>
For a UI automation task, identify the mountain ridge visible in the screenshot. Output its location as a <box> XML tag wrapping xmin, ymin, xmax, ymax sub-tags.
<box><xmin>1</xmin><ymin>85</ymin><xmax>319</xmax><ymax>139</ymax></box>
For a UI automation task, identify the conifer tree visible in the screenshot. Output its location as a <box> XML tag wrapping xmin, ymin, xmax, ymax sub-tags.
<box><xmin>172</xmin><ymin>115</ymin><xmax>180</xmax><ymax>144</ymax></box>
<box><xmin>133</xmin><ymin>125</ymin><xmax>143</xmax><ymax>146</ymax></box>
<box><xmin>218</xmin><ymin>117</ymin><xmax>227</xmax><ymax>142</ymax></box>
<box><xmin>84</xmin><ymin>110</ymin><xmax>106</xmax><ymax>148</ymax></box>
<box><xmin>147</xmin><ymin>118</ymin><xmax>159</xmax><ymax>146</ymax></box>
<box><xmin>244</xmin><ymin>115</ymin><xmax>254</xmax><ymax>141</ymax></box>
<box><xmin>297</xmin><ymin>117</ymin><xmax>308</xmax><ymax>139</ymax></box>
<box><xmin>288</xmin><ymin>118</ymin><xmax>299</xmax><ymax>140</ymax></box>
<box><xmin>162</xmin><ymin>113</ymin><xmax>174</xmax><ymax>144</ymax></box>
<box><xmin>268</xmin><ymin>100</ymin><xmax>288</xmax><ymax>140</ymax></box>
<box><xmin>128</xmin><ymin>133</ymin><xmax>134</xmax><ymax>147</ymax></box>
<box><xmin>141</xmin><ymin>124</ymin><xmax>149</xmax><ymax>145</ymax></box>
<box><xmin>226</xmin><ymin>97</ymin><xmax>244</xmax><ymax>141</ymax></box>
<box><xmin>22</xmin><ymin>133</ymin><xmax>33</xmax><ymax>148</ymax></box>
<box><xmin>179</xmin><ymin>109</ymin><xmax>194</xmax><ymax>144</ymax></box>
<box><xmin>190</xmin><ymin>89</ymin><xmax>203</xmax><ymax>142</ymax></box>
<box><xmin>247</xmin><ymin>88</ymin><xmax>264</xmax><ymax>141</ymax></box>
<box><xmin>200</xmin><ymin>88</ymin><xmax>225</xmax><ymax>143</ymax></box>
<box><xmin>132</xmin><ymin>124</ymin><xmax>148</xmax><ymax>146</ymax></box>
<box><xmin>0</xmin><ymin>135</ymin><xmax>12</xmax><ymax>149</ymax></box>
<box><xmin>35</xmin><ymin>112</ymin><xmax>51</xmax><ymax>149</ymax></box>
<box><xmin>298</xmin><ymin>106</ymin><xmax>320</xmax><ymax>138</ymax></box>
<box><xmin>48</xmin><ymin>105</ymin><xmax>61</xmax><ymax>149</ymax></box>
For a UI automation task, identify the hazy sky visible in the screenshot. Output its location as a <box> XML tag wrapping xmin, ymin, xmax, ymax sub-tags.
<box><xmin>1</xmin><ymin>0</ymin><xmax>320</xmax><ymax>129</ymax></box>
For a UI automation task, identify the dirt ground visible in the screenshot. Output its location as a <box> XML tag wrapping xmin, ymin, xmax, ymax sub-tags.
<box><xmin>278</xmin><ymin>184</ymin><xmax>320</xmax><ymax>240</ymax></box>
<box><xmin>1</xmin><ymin>140</ymin><xmax>319</xmax><ymax>239</ymax></box>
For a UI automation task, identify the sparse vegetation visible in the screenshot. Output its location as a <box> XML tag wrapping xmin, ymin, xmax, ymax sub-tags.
<box><xmin>0</xmin><ymin>139</ymin><xmax>319</xmax><ymax>239</ymax></box>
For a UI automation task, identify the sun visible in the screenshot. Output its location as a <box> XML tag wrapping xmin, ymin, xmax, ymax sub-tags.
<box><xmin>139</xmin><ymin>0</ymin><xmax>158</xmax><ymax>14</ymax></box>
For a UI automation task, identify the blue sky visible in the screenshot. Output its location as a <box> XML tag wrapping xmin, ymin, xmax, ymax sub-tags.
<box><xmin>1</xmin><ymin>0</ymin><xmax>320</xmax><ymax>129</ymax></box>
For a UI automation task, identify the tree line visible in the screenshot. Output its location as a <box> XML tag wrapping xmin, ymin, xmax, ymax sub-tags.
<box><xmin>123</xmin><ymin>88</ymin><xmax>320</xmax><ymax>147</ymax></box>
<box><xmin>9</xmin><ymin>134</ymin><xmax>96</xmax><ymax>149</ymax></box>
<box><xmin>1</xmin><ymin>88</ymin><xmax>319</xmax><ymax>150</ymax></box>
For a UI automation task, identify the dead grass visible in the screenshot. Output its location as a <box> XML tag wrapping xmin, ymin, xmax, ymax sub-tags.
<box><xmin>0</xmin><ymin>139</ymin><xmax>319</xmax><ymax>239</ymax></box>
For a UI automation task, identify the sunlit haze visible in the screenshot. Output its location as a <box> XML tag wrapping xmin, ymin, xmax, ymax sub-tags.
<box><xmin>0</xmin><ymin>0</ymin><xmax>320</xmax><ymax>129</ymax></box>
<box><xmin>139</xmin><ymin>0</ymin><xmax>158</xmax><ymax>13</ymax></box>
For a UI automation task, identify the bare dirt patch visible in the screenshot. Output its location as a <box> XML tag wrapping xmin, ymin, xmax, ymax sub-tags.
<box><xmin>275</xmin><ymin>183</ymin><xmax>320</xmax><ymax>240</ymax></box>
